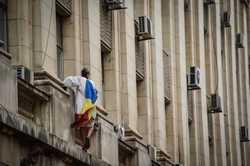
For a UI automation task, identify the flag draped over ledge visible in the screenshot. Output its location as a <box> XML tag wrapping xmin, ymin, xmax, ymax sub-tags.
<box><xmin>64</xmin><ymin>76</ymin><xmax>97</xmax><ymax>128</ymax></box>
<box><xmin>73</xmin><ymin>79</ymin><xmax>97</xmax><ymax>128</ymax></box>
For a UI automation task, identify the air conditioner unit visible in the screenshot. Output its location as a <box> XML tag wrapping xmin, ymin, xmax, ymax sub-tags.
<box><xmin>147</xmin><ymin>145</ymin><xmax>157</xmax><ymax>161</ymax></box>
<box><xmin>136</xmin><ymin>16</ymin><xmax>154</xmax><ymax>41</ymax></box>
<box><xmin>222</xmin><ymin>12</ymin><xmax>231</xmax><ymax>28</ymax></box>
<box><xmin>14</xmin><ymin>65</ymin><xmax>33</xmax><ymax>83</ymax></box>
<box><xmin>240</xmin><ymin>126</ymin><xmax>249</xmax><ymax>142</ymax></box>
<box><xmin>105</xmin><ymin>0</ymin><xmax>126</xmax><ymax>10</ymax></box>
<box><xmin>209</xmin><ymin>94</ymin><xmax>222</xmax><ymax>113</ymax></box>
<box><xmin>236</xmin><ymin>33</ymin><xmax>244</xmax><ymax>48</ymax></box>
<box><xmin>240</xmin><ymin>0</ymin><xmax>250</xmax><ymax>7</ymax></box>
<box><xmin>204</xmin><ymin>0</ymin><xmax>215</xmax><ymax>5</ymax></box>
<box><xmin>187</xmin><ymin>66</ymin><xmax>201</xmax><ymax>90</ymax></box>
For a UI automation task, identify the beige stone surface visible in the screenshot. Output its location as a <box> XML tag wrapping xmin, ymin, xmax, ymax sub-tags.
<box><xmin>1</xmin><ymin>0</ymin><xmax>250</xmax><ymax>165</ymax></box>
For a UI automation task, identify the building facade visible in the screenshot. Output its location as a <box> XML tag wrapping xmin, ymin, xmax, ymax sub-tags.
<box><xmin>0</xmin><ymin>0</ymin><xmax>250</xmax><ymax>165</ymax></box>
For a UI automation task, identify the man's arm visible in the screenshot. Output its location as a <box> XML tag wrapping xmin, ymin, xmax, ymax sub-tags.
<box><xmin>64</xmin><ymin>76</ymin><xmax>80</xmax><ymax>87</ymax></box>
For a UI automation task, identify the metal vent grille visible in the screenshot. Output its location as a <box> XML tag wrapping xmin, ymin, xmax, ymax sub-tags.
<box><xmin>101</xmin><ymin>0</ymin><xmax>112</xmax><ymax>50</ymax></box>
<box><xmin>56</xmin><ymin>0</ymin><xmax>72</xmax><ymax>16</ymax></box>
<box><xmin>16</xmin><ymin>66</ymin><xmax>31</xmax><ymax>83</ymax></box>
<box><xmin>136</xmin><ymin>42</ymin><xmax>144</xmax><ymax>81</ymax></box>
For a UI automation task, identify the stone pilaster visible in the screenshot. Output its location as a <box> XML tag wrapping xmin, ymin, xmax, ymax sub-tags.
<box><xmin>209</xmin><ymin>1</ymin><xmax>227</xmax><ymax>165</ymax></box>
<box><xmin>81</xmin><ymin>0</ymin><xmax>103</xmax><ymax>106</ymax></box>
<box><xmin>162</xmin><ymin>0</ymin><xmax>179</xmax><ymax>161</ymax></box>
<box><xmin>8</xmin><ymin>0</ymin><xmax>33</xmax><ymax>69</ymax></box>
<box><xmin>173</xmin><ymin>0</ymin><xmax>190</xmax><ymax>165</ymax></box>
<box><xmin>102</xmin><ymin>11</ymin><xmax>122</xmax><ymax>125</ymax></box>
<box><xmin>63</xmin><ymin>0</ymin><xmax>82</xmax><ymax>76</ymax></box>
<box><xmin>184</xmin><ymin>0</ymin><xmax>199</xmax><ymax>165</ymax></box>
<box><xmin>150</xmin><ymin>0</ymin><xmax>167</xmax><ymax>151</ymax></box>
<box><xmin>134</xmin><ymin>0</ymin><xmax>153</xmax><ymax>145</ymax></box>
<box><xmin>32</xmin><ymin>0</ymin><xmax>57</xmax><ymax>76</ymax></box>
<box><xmin>119</xmin><ymin>0</ymin><xmax>138</xmax><ymax>132</ymax></box>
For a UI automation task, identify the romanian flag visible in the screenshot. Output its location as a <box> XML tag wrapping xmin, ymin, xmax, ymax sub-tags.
<box><xmin>73</xmin><ymin>80</ymin><xmax>97</xmax><ymax>128</ymax></box>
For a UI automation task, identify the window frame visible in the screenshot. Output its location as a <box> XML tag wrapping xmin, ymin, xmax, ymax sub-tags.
<box><xmin>0</xmin><ymin>0</ymin><xmax>8</xmax><ymax>50</ymax></box>
<box><xmin>56</xmin><ymin>13</ymin><xmax>64</xmax><ymax>80</ymax></box>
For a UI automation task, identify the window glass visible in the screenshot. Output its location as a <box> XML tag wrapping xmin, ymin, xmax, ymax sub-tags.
<box><xmin>0</xmin><ymin>0</ymin><xmax>6</xmax><ymax>4</ymax></box>
<box><xmin>0</xmin><ymin>0</ymin><xmax>7</xmax><ymax>49</ymax></box>
<box><xmin>56</xmin><ymin>15</ymin><xmax>63</xmax><ymax>48</ymax></box>
<box><xmin>56</xmin><ymin>14</ymin><xmax>64</xmax><ymax>79</ymax></box>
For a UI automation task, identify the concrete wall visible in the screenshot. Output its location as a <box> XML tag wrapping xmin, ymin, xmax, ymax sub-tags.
<box><xmin>1</xmin><ymin>0</ymin><xmax>250</xmax><ymax>166</ymax></box>
<box><xmin>0</xmin><ymin>51</ymin><xmax>17</xmax><ymax>114</ymax></box>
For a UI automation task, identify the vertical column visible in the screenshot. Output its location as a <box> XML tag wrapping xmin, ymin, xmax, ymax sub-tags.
<box><xmin>63</xmin><ymin>0</ymin><xmax>82</xmax><ymax>76</ymax></box>
<box><xmin>184</xmin><ymin>1</ymin><xmax>199</xmax><ymax>165</ymax></box>
<box><xmin>150</xmin><ymin>0</ymin><xmax>166</xmax><ymax>150</ymax></box>
<box><xmin>246</xmin><ymin>4</ymin><xmax>250</xmax><ymax>165</ymax></box>
<box><xmin>102</xmin><ymin>11</ymin><xmax>122</xmax><ymax>124</ymax></box>
<box><xmin>119</xmin><ymin>0</ymin><xmax>138</xmax><ymax>132</ymax></box>
<box><xmin>221</xmin><ymin>0</ymin><xmax>242</xmax><ymax>165</ymax></box>
<box><xmin>162</xmin><ymin>0</ymin><xmax>179</xmax><ymax>161</ymax></box>
<box><xmin>193</xmin><ymin>1</ymin><xmax>210</xmax><ymax>165</ymax></box>
<box><xmin>173</xmin><ymin>0</ymin><xmax>190</xmax><ymax>165</ymax></box>
<box><xmin>240</xmin><ymin>1</ymin><xmax>250</xmax><ymax>165</ymax></box>
<box><xmin>227</xmin><ymin>0</ymin><xmax>242</xmax><ymax>164</ymax></box>
<box><xmin>220</xmin><ymin>0</ymin><xmax>232</xmax><ymax>165</ymax></box>
<box><xmin>210</xmin><ymin>1</ymin><xmax>227</xmax><ymax>165</ymax></box>
<box><xmin>204</xmin><ymin>3</ymin><xmax>216</xmax><ymax>166</ymax></box>
<box><xmin>134</xmin><ymin>0</ymin><xmax>153</xmax><ymax>144</ymax></box>
<box><xmin>33</xmin><ymin>0</ymin><xmax>57</xmax><ymax>76</ymax></box>
<box><xmin>8</xmin><ymin>0</ymin><xmax>33</xmax><ymax>69</ymax></box>
<box><xmin>81</xmin><ymin>0</ymin><xmax>102</xmax><ymax>106</ymax></box>
<box><xmin>234</xmin><ymin>0</ymin><xmax>248</xmax><ymax>164</ymax></box>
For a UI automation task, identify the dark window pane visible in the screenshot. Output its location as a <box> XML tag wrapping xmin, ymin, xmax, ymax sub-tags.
<box><xmin>0</xmin><ymin>0</ymin><xmax>6</xmax><ymax>5</ymax></box>
<box><xmin>57</xmin><ymin>46</ymin><xmax>64</xmax><ymax>80</ymax></box>
<box><xmin>0</xmin><ymin>3</ymin><xmax>7</xmax><ymax>49</ymax></box>
<box><xmin>56</xmin><ymin>14</ymin><xmax>64</xmax><ymax>79</ymax></box>
<box><xmin>56</xmin><ymin>14</ymin><xmax>63</xmax><ymax>47</ymax></box>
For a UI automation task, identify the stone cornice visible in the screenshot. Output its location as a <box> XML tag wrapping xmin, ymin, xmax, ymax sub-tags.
<box><xmin>0</xmin><ymin>104</ymin><xmax>111</xmax><ymax>166</ymax></box>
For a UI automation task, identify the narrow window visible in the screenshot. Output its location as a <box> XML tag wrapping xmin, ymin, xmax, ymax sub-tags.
<box><xmin>0</xmin><ymin>0</ymin><xmax>7</xmax><ymax>50</ymax></box>
<box><xmin>56</xmin><ymin>14</ymin><xmax>64</xmax><ymax>80</ymax></box>
<box><xmin>101</xmin><ymin>45</ymin><xmax>109</xmax><ymax>107</ymax></box>
<box><xmin>100</xmin><ymin>0</ymin><xmax>112</xmax><ymax>107</ymax></box>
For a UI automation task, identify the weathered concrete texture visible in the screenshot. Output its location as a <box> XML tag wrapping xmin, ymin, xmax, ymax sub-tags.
<box><xmin>0</xmin><ymin>101</ymin><xmax>111</xmax><ymax>166</ymax></box>
<box><xmin>33</xmin><ymin>71</ymin><xmax>75</xmax><ymax>142</ymax></box>
<box><xmin>2</xmin><ymin>0</ymin><xmax>250</xmax><ymax>165</ymax></box>
<box><xmin>0</xmin><ymin>50</ymin><xmax>17</xmax><ymax>114</ymax></box>
<box><xmin>126</xmin><ymin>138</ymin><xmax>152</xmax><ymax>166</ymax></box>
<box><xmin>89</xmin><ymin>115</ymin><xmax>119</xmax><ymax>166</ymax></box>
<box><xmin>33</xmin><ymin>71</ymin><xmax>118</xmax><ymax>166</ymax></box>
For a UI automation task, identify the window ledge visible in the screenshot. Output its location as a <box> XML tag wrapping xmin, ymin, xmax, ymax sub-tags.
<box><xmin>18</xmin><ymin>78</ymin><xmax>50</xmax><ymax>102</ymax></box>
<box><xmin>0</xmin><ymin>48</ymin><xmax>11</xmax><ymax>60</ymax></box>
<box><xmin>34</xmin><ymin>71</ymin><xmax>70</xmax><ymax>96</ymax></box>
<box><xmin>118</xmin><ymin>139</ymin><xmax>136</xmax><ymax>154</ymax></box>
<box><xmin>96</xmin><ymin>105</ymin><xmax>108</xmax><ymax>116</ymax></box>
<box><xmin>0</xmin><ymin>105</ymin><xmax>111</xmax><ymax>166</ymax></box>
<box><xmin>125</xmin><ymin>128</ymin><xmax>143</xmax><ymax>140</ymax></box>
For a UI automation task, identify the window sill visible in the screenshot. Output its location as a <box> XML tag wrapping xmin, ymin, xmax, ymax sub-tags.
<box><xmin>0</xmin><ymin>48</ymin><xmax>11</xmax><ymax>60</ymax></box>
<box><xmin>34</xmin><ymin>70</ymin><xmax>70</xmax><ymax>96</ymax></box>
<box><xmin>18</xmin><ymin>78</ymin><xmax>50</xmax><ymax>102</ymax></box>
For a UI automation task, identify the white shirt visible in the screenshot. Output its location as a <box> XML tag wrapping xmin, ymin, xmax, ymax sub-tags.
<box><xmin>64</xmin><ymin>76</ymin><xmax>95</xmax><ymax>114</ymax></box>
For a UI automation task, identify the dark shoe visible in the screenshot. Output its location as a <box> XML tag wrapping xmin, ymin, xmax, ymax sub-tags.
<box><xmin>70</xmin><ymin>123</ymin><xmax>75</xmax><ymax>128</ymax></box>
<box><xmin>82</xmin><ymin>137</ymin><xmax>90</xmax><ymax>150</ymax></box>
<box><xmin>94</xmin><ymin>122</ymin><xmax>100</xmax><ymax>131</ymax></box>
